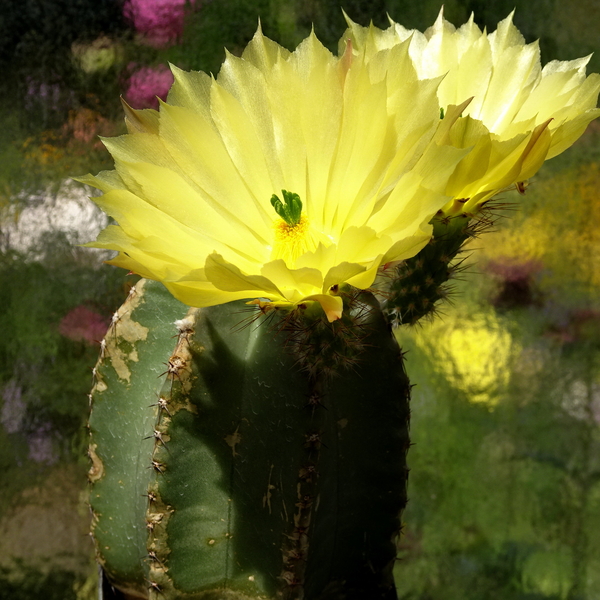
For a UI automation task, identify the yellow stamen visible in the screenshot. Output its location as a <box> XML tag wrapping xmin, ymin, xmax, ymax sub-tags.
<box><xmin>271</xmin><ymin>215</ymin><xmax>311</xmax><ymax>265</ymax></box>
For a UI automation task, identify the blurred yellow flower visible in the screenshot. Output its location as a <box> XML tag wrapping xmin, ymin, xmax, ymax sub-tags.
<box><xmin>343</xmin><ymin>11</ymin><xmax>600</xmax><ymax>216</ymax></box>
<box><xmin>71</xmin><ymin>36</ymin><xmax>122</xmax><ymax>74</ymax></box>
<box><xmin>411</xmin><ymin>312</ymin><xmax>517</xmax><ymax>407</ymax></box>
<box><xmin>82</xmin><ymin>28</ymin><xmax>467</xmax><ymax>320</ymax></box>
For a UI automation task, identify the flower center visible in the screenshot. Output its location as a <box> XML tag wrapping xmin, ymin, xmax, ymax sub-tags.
<box><xmin>270</xmin><ymin>190</ymin><xmax>312</xmax><ymax>264</ymax></box>
<box><xmin>272</xmin><ymin>215</ymin><xmax>311</xmax><ymax>264</ymax></box>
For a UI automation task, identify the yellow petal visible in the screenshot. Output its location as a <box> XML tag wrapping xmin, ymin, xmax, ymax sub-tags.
<box><xmin>260</xmin><ymin>260</ymin><xmax>323</xmax><ymax>298</ymax></box>
<box><xmin>166</xmin><ymin>280</ymin><xmax>261</xmax><ymax>308</ymax></box>
<box><xmin>302</xmin><ymin>293</ymin><xmax>344</xmax><ymax>322</ymax></box>
<box><xmin>166</xmin><ymin>64</ymin><xmax>212</xmax><ymax>118</ymax></box>
<box><xmin>204</xmin><ymin>253</ymin><xmax>282</xmax><ymax>297</ymax></box>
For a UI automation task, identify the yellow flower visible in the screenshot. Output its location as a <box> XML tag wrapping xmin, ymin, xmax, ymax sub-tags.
<box><xmin>81</xmin><ymin>28</ymin><xmax>467</xmax><ymax>321</ymax></box>
<box><xmin>343</xmin><ymin>11</ymin><xmax>600</xmax><ymax>216</ymax></box>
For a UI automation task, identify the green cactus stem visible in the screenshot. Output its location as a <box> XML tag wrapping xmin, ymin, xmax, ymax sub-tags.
<box><xmin>380</xmin><ymin>212</ymin><xmax>494</xmax><ymax>327</ymax></box>
<box><xmin>89</xmin><ymin>279</ymin><xmax>411</xmax><ymax>600</ymax></box>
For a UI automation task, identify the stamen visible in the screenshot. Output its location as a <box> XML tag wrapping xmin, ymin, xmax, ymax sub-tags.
<box><xmin>271</xmin><ymin>215</ymin><xmax>311</xmax><ymax>264</ymax></box>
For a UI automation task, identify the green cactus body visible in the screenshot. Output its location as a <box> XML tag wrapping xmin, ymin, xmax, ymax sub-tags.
<box><xmin>89</xmin><ymin>279</ymin><xmax>411</xmax><ymax>600</ymax></box>
<box><xmin>381</xmin><ymin>215</ymin><xmax>480</xmax><ymax>326</ymax></box>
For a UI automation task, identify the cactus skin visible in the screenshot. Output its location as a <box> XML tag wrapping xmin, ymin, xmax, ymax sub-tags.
<box><xmin>89</xmin><ymin>279</ymin><xmax>411</xmax><ymax>600</ymax></box>
<box><xmin>89</xmin><ymin>280</ymin><xmax>190</xmax><ymax>598</ymax></box>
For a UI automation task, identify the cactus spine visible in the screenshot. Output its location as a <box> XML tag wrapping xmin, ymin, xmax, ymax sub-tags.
<box><xmin>89</xmin><ymin>279</ymin><xmax>412</xmax><ymax>600</ymax></box>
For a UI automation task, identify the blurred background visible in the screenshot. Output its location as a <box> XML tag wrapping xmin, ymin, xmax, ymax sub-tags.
<box><xmin>0</xmin><ymin>0</ymin><xmax>598</xmax><ymax>598</ymax></box>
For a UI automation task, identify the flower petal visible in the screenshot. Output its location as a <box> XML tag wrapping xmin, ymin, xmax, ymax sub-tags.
<box><xmin>204</xmin><ymin>253</ymin><xmax>282</xmax><ymax>297</ymax></box>
<box><xmin>303</xmin><ymin>293</ymin><xmax>344</xmax><ymax>322</ymax></box>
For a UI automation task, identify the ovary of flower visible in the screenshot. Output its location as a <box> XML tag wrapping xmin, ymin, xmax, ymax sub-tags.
<box><xmin>81</xmin><ymin>27</ymin><xmax>469</xmax><ymax>321</ymax></box>
<box><xmin>343</xmin><ymin>11</ymin><xmax>600</xmax><ymax>215</ymax></box>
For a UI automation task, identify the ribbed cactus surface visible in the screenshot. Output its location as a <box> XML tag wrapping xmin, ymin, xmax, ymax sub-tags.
<box><xmin>89</xmin><ymin>279</ymin><xmax>412</xmax><ymax>600</ymax></box>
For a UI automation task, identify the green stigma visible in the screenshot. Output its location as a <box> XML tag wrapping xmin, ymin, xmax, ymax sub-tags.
<box><xmin>270</xmin><ymin>190</ymin><xmax>303</xmax><ymax>226</ymax></box>
<box><xmin>439</xmin><ymin>107</ymin><xmax>445</xmax><ymax>120</ymax></box>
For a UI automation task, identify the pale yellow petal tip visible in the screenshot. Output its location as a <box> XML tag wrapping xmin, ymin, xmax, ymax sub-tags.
<box><xmin>341</xmin><ymin>8</ymin><xmax>353</xmax><ymax>26</ymax></box>
<box><xmin>120</xmin><ymin>97</ymin><xmax>160</xmax><ymax>134</ymax></box>
<box><xmin>72</xmin><ymin>173</ymin><xmax>94</xmax><ymax>186</ymax></box>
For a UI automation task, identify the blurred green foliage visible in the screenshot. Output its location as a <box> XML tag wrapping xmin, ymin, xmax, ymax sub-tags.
<box><xmin>394</xmin><ymin>127</ymin><xmax>600</xmax><ymax>599</ymax></box>
<box><xmin>0</xmin><ymin>0</ymin><xmax>598</xmax><ymax>598</ymax></box>
<box><xmin>0</xmin><ymin>562</ymin><xmax>80</xmax><ymax>600</ymax></box>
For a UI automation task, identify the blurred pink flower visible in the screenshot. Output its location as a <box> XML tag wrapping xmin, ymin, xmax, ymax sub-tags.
<box><xmin>486</xmin><ymin>259</ymin><xmax>543</xmax><ymax>283</ymax></box>
<box><xmin>124</xmin><ymin>64</ymin><xmax>174</xmax><ymax>109</ymax></box>
<box><xmin>59</xmin><ymin>305</ymin><xmax>109</xmax><ymax>344</ymax></box>
<box><xmin>486</xmin><ymin>259</ymin><xmax>543</xmax><ymax>310</ymax></box>
<box><xmin>123</xmin><ymin>0</ymin><xmax>196</xmax><ymax>48</ymax></box>
<box><xmin>63</xmin><ymin>107</ymin><xmax>114</xmax><ymax>149</ymax></box>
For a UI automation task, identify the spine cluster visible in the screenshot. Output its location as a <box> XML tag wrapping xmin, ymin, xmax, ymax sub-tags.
<box><xmin>276</xmin><ymin>287</ymin><xmax>373</xmax><ymax>379</ymax></box>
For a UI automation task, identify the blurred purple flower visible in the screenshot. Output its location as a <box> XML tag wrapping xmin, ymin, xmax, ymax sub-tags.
<box><xmin>546</xmin><ymin>308</ymin><xmax>600</xmax><ymax>345</ymax></box>
<box><xmin>28</xmin><ymin>422</ymin><xmax>58</xmax><ymax>464</ymax></box>
<box><xmin>124</xmin><ymin>0</ymin><xmax>196</xmax><ymax>48</ymax></box>
<box><xmin>59</xmin><ymin>305</ymin><xmax>109</xmax><ymax>344</ymax></box>
<box><xmin>124</xmin><ymin>64</ymin><xmax>174</xmax><ymax>110</ymax></box>
<box><xmin>1</xmin><ymin>379</ymin><xmax>26</xmax><ymax>434</ymax></box>
<box><xmin>1</xmin><ymin>379</ymin><xmax>57</xmax><ymax>463</ymax></box>
<box><xmin>25</xmin><ymin>79</ymin><xmax>62</xmax><ymax>112</ymax></box>
<box><xmin>486</xmin><ymin>259</ymin><xmax>543</xmax><ymax>283</ymax></box>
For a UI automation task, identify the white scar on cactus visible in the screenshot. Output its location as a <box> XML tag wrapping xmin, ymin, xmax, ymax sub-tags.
<box><xmin>105</xmin><ymin>280</ymin><xmax>150</xmax><ymax>383</ymax></box>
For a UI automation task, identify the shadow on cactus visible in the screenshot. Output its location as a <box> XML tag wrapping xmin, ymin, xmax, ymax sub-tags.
<box><xmin>81</xmin><ymin>10</ymin><xmax>599</xmax><ymax>600</ymax></box>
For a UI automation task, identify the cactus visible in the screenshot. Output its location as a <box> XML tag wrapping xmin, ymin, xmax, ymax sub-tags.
<box><xmin>380</xmin><ymin>213</ymin><xmax>487</xmax><ymax>327</ymax></box>
<box><xmin>89</xmin><ymin>278</ymin><xmax>414</xmax><ymax>600</ymax></box>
